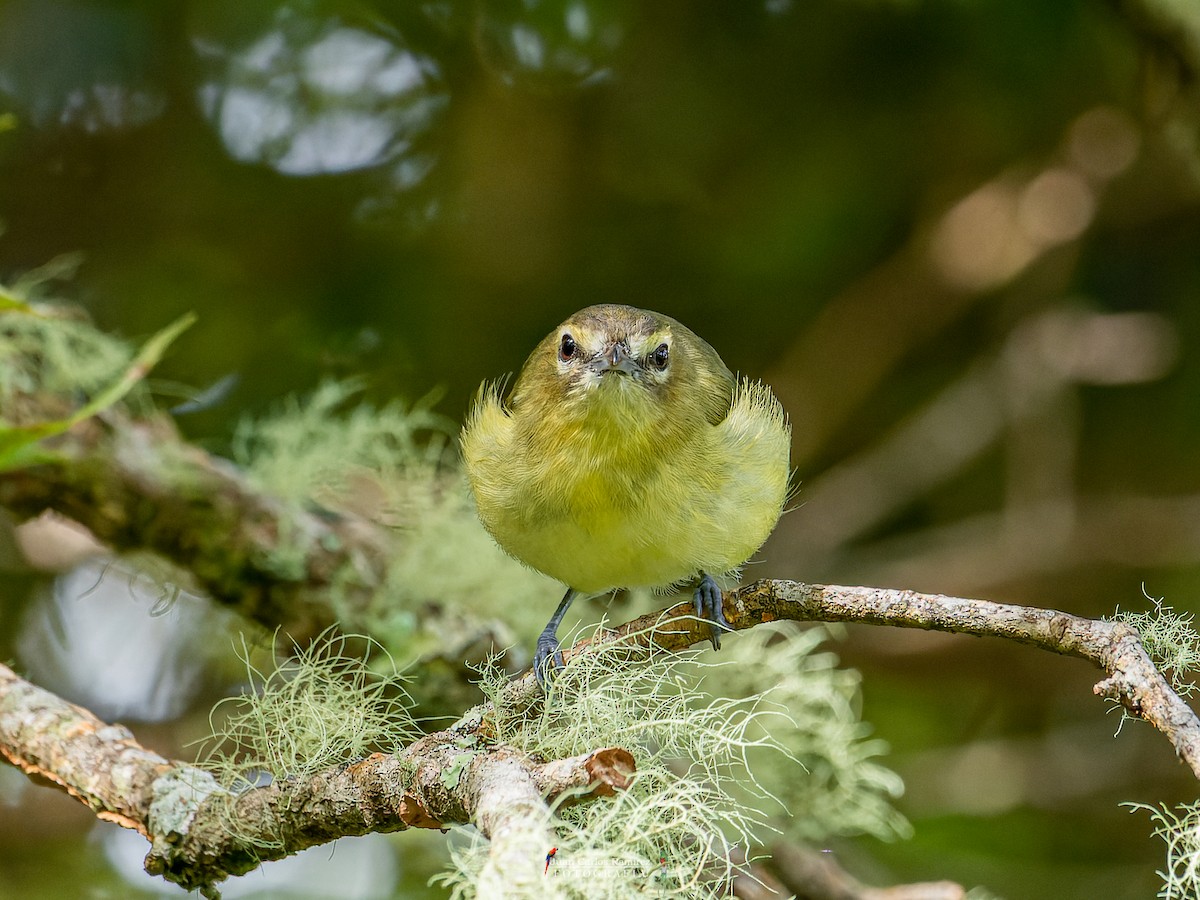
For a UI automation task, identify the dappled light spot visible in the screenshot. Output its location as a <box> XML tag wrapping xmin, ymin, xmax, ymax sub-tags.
<box><xmin>929</xmin><ymin>105</ymin><xmax>1142</xmax><ymax>294</ymax></box>
<box><xmin>931</xmin><ymin>167</ymin><xmax>1097</xmax><ymax>292</ymax></box>
<box><xmin>0</xmin><ymin>0</ymin><xmax>166</xmax><ymax>132</ymax></box>
<box><xmin>1069</xmin><ymin>106</ymin><xmax>1141</xmax><ymax>180</ymax></box>
<box><xmin>930</xmin><ymin>179</ymin><xmax>1038</xmax><ymax>291</ymax></box>
<box><xmin>1027</xmin><ymin>309</ymin><xmax>1178</xmax><ymax>385</ymax></box>
<box><xmin>475</xmin><ymin>0</ymin><xmax>624</xmax><ymax>88</ymax></box>
<box><xmin>1017</xmin><ymin>167</ymin><xmax>1094</xmax><ymax>245</ymax></box>
<box><xmin>195</xmin><ymin>16</ymin><xmax>447</xmax><ymax>178</ymax></box>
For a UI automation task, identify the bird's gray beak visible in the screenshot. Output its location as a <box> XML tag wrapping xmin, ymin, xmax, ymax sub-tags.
<box><xmin>593</xmin><ymin>341</ymin><xmax>639</xmax><ymax>375</ymax></box>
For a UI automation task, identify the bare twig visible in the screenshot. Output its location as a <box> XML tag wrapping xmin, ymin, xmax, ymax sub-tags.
<box><xmin>731</xmin><ymin>841</ymin><xmax>966</xmax><ymax>900</ymax></box>
<box><xmin>766</xmin><ymin>841</ymin><xmax>965</xmax><ymax>900</ymax></box>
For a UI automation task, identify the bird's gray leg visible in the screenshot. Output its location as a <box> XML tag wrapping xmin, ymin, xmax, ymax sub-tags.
<box><xmin>534</xmin><ymin>587</ymin><xmax>577</xmax><ymax>687</ymax></box>
<box><xmin>694</xmin><ymin>573</ymin><xmax>729</xmax><ymax>651</ymax></box>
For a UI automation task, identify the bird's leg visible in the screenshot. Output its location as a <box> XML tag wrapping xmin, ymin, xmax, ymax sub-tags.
<box><xmin>534</xmin><ymin>587</ymin><xmax>577</xmax><ymax>687</ymax></box>
<box><xmin>694</xmin><ymin>572</ymin><xmax>729</xmax><ymax>651</ymax></box>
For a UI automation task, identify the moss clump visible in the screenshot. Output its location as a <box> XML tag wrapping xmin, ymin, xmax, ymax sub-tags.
<box><xmin>435</xmin><ymin>621</ymin><xmax>906</xmax><ymax>899</ymax></box>
<box><xmin>1112</xmin><ymin>593</ymin><xmax>1200</xmax><ymax>698</ymax></box>
<box><xmin>713</xmin><ymin>621</ymin><xmax>910</xmax><ymax>843</ymax></box>
<box><xmin>230</xmin><ymin>380</ymin><xmax>562</xmax><ymax>661</ymax></box>
<box><xmin>0</xmin><ymin>311</ymin><xmax>132</xmax><ymax>410</ymax></box>
<box><xmin>195</xmin><ymin>628</ymin><xmax>418</xmax><ymax>848</ymax></box>
<box><xmin>231</xmin><ymin>380</ymin><xmax>452</xmax><ymax>504</ymax></box>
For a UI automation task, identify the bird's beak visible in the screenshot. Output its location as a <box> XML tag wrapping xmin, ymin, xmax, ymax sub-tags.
<box><xmin>593</xmin><ymin>341</ymin><xmax>639</xmax><ymax>376</ymax></box>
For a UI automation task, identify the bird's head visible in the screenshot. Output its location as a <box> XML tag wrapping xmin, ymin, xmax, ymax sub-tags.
<box><xmin>509</xmin><ymin>304</ymin><xmax>735</xmax><ymax>430</ymax></box>
<box><xmin>552</xmin><ymin>305</ymin><xmax>674</xmax><ymax>398</ymax></box>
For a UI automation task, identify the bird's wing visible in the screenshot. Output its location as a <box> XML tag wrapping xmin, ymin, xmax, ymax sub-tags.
<box><xmin>461</xmin><ymin>378</ymin><xmax>514</xmax><ymax>468</ymax></box>
<box><xmin>694</xmin><ymin>339</ymin><xmax>738</xmax><ymax>426</ymax></box>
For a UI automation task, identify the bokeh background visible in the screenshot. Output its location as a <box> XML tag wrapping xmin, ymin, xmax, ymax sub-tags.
<box><xmin>2</xmin><ymin>0</ymin><xmax>1200</xmax><ymax>897</ymax></box>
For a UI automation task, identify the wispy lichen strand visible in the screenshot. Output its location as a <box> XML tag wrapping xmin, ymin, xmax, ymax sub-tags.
<box><xmin>713</xmin><ymin>622</ymin><xmax>910</xmax><ymax>842</ymax></box>
<box><xmin>194</xmin><ymin>629</ymin><xmax>418</xmax><ymax>848</ymax></box>
<box><xmin>1111</xmin><ymin>594</ymin><xmax>1200</xmax><ymax>698</ymax></box>
<box><xmin>433</xmin><ymin>622</ymin><xmax>904</xmax><ymax>898</ymax></box>
<box><xmin>1128</xmin><ymin>801</ymin><xmax>1200</xmax><ymax>900</ymax></box>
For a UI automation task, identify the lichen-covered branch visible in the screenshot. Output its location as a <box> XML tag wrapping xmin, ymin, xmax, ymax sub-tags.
<box><xmin>490</xmin><ymin>580</ymin><xmax>1200</xmax><ymax>782</ymax></box>
<box><xmin>0</xmin><ymin>659</ymin><xmax>634</xmax><ymax>895</ymax></box>
<box><xmin>0</xmin><ymin>410</ymin><xmax>389</xmax><ymax>635</ymax></box>
<box><xmin>0</xmin><ymin>661</ymin><xmax>175</xmax><ymax>835</ymax></box>
<box><xmin>3</xmin><ymin>577</ymin><xmax>1198</xmax><ymax>893</ymax></box>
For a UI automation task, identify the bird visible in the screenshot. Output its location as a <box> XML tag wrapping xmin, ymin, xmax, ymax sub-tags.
<box><xmin>461</xmin><ymin>304</ymin><xmax>791</xmax><ymax>686</ymax></box>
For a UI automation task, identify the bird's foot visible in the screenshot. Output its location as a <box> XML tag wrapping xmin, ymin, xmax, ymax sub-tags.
<box><xmin>694</xmin><ymin>573</ymin><xmax>730</xmax><ymax>651</ymax></box>
<box><xmin>533</xmin><ymin>628</ymin><xmax>564</xmax><ymax>689</ymax></box>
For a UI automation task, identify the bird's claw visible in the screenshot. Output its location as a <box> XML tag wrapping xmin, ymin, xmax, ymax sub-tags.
<box><xmin>694</xmin><ymin>573</ymin><xmax>730</xmax><ymax>651</ymax></box>
<box><xmin>533</xmin><ymin>629</ymin><xmax>564</xmax><ymax>689</ymax></box>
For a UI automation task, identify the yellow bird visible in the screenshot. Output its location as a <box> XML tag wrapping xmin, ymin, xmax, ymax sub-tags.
<box><xmin>462</xmin><ymin>304</ymin><xmax>791</xmax><ymax>684</ymax></box>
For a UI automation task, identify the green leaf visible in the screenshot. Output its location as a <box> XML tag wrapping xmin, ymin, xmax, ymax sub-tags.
<box><xmin>0</xmin><ymin>312</ymin><xmax>196</xmax><ymax>472</ymax></box>
<box><xmin>0</xmin><ymin>292</ymin><xmax>35</xmax><ymax>312</ymax></box>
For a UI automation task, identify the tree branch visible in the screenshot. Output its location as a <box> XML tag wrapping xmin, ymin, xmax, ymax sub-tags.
<box><xmin>2</xmin><ymin>578</ymin><xmax>1195</xmax><ymax>894</ymax></box>
<box><xmin>757</xmin><ymin>842</ymin><xmax>965</xmax><ymax>900</ymax></box>
<box><xmin>0</xmin><ymin>659</ymin><xmax>634</xmax><ymax>895</ymax></box>
<box><xmin>0</xmin><ymin>411</ymin><xmax>389</xmax><ymax>636</ymax></box>
<box><xmin>493</xmin><ymin>580</ymin><xmax>1200</xmax><ymax>782</ymax></box>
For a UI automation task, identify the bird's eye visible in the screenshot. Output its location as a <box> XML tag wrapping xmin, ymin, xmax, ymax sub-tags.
<box><xmin>559</xmin><ymin>333</ymin><xmax>577</xmax><ymax>362</ymax></box>
<box><xmin>650</xmin><ymin>343</ymin><xmax>670</xmax><ymax>370</ymax></box>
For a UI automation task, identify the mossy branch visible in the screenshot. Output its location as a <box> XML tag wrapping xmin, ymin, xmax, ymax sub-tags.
<box><xmin>0</xmin><ymin>406</ymin><xmax>390</xmax><ymax>636</ymax></box>
<box><xmin>0</xmin><ymin>657</ymin><xmax>633</xmax><ymax>896</ymax></box>
<box><xmin>9</xmin><ymin>394</ymin><xmax>1182</xmax><ymax>771</ymax></box>
<box><xmin>491</xmin><ymin>580</ymin><xmax>1200</xmax><ymax>782</ymax></box>
<box><xmin>3</xmin><ymin>579</ymin><xmax>1197</xmax><ymax>894</ymax></box>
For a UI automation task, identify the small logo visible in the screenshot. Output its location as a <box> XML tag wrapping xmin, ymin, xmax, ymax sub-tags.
<box><xmin>544</xmin><ymin>847</ymin><xmax>558</xmax><ymax>874</ymax></box>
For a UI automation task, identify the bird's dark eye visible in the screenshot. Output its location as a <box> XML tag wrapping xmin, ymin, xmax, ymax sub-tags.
<box><xmin>651</xmin><ymin>343</ymin><xmax>670</xmax><ymax>370</ymax></box>
<box><xmin>559</xmin><ymin>333</ymin><xmax>577</xmax><ymax>361</ymax></box>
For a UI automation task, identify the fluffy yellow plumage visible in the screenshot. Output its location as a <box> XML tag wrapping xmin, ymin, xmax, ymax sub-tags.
<box><xmin>462</xmin><ymin>304</ymin><xmax>790</xmax><ymax>683</ymax></box>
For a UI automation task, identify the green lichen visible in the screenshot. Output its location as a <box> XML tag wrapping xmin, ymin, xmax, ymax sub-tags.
<box><xmin>0</xmin><ymin>258</ymin><xmax>161</xmax><ymax>414</ymax></box>
<box><xmin>0</xmin><ymin>310</ymin><xmax>132</xmax><ymax>409</ymax></box>
<box><xmin>230</xmin><ymin>380</ymin><xmax>561</xmax><ymax>659</ymax></box>
<box><xmin>0</xmin><ymin>295</ymin><xmax>194</xmax><ymax>470</ymax></box>
<box><xmin>1127</xmin><ymin>801</ymin><xmax>1200</xmax><ymax>900</ymax></box>
<box><xmin>148</xmin><ymin>765</ymin><xmax>225</xmax><ymax>840</ymax></box>
<box><xmin>1112</xmin><ymin>592</ymin><xmax>1200</xmax><ymax>698</ymax></box>
<box><xmin>441</xmin><ymin>752</ymin><xmax>479</xmax><ymax>791</ymax></box>
<box><xmin>231</xmin><ymin>379</ymin><xmax>452</xmax><ymax>503</ymax></box>
<box><xmin>194</xmin><ymin>628</ymin><xmax>419</xmax><ymax>849</ymax></box>
<box><xmin>434</xmin><ymin>621</ymin><xmax>906</xmax><ymax>898</ymax></box>
<box><xmin>714</xmin><ymin>621</ymin><xmax>910</xmax><ymax>842</ymax></box>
